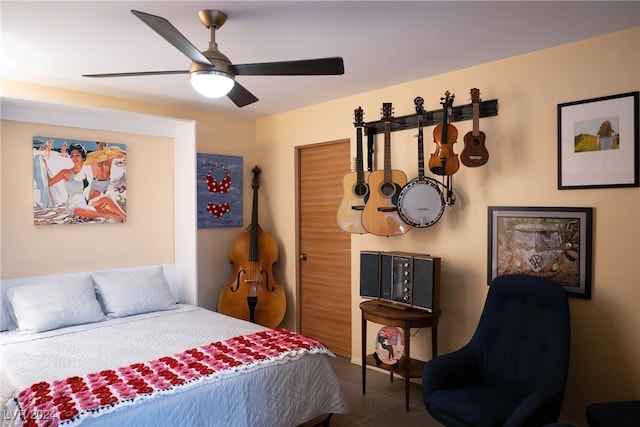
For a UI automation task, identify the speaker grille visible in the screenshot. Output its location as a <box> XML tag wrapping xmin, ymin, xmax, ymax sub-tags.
<box><xmin>360</xmin><ymin>251</ymin><xmax>379</xmax><ymax>298</ymax></box>
<box><xmin>413</xmin><ymin>257</ymin><xmax>435</xmax><ymax>310</ymax></box>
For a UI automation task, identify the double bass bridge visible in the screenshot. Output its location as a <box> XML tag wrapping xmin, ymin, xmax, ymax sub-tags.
<box><xmin>230</xmin><ymin>268</ymin><xmax>275</xmax><ymax>292</ymax></box>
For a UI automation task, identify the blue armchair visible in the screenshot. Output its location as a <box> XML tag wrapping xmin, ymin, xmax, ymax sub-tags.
<box><xmin>422</xmin><ymin>274</ymin><xmax>570</xmax><ymax>427</ymax></box>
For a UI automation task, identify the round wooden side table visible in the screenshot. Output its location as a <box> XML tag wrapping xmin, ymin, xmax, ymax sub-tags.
<box><xmin>360</xmin><ymin>300</ymin><xmax>441</xmax><ymax>411</ymax></box>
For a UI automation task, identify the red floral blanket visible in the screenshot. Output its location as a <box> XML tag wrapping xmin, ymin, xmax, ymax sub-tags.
<box><xmin>14</xmin><ymin>328</ymin><xmax>330</xmax><ymax>427</ymax></box>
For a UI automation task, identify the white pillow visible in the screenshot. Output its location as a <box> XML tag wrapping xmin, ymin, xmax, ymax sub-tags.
<box><xmin>4</xmin><ymin>276</ymin><xmax>106</xmax><ymax>333</ymax></box>
<box><xmin>91</xmin><ymin>266</ymin><xmax>176</xmax><ymax>318</ymax></box>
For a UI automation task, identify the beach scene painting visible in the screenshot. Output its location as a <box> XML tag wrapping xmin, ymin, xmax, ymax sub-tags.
<box><xmin>33</xmin><ymin>136</ymin><xmax>127</xmax><ymax>225</ymax></box>
<box><xmin>197</xmin><ymin>153</ymin><xmax>243</xmax><ymax>228</ymax></box>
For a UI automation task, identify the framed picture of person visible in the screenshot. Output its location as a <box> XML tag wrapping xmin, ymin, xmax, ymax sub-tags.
<box><xmin>557</xmin><ymin>91</ymin><xmax>639</xmax><ymax>189</ymax></box>
<box><xmin>33</xmin><ymin>137</ymin><xmax>127</xmax><ymax>225</ymax></box>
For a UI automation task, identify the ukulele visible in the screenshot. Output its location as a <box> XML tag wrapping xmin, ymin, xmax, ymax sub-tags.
<box><xmin>337</xmin><ymin>107</ymin><xmax>370</xmax><ymax>234</ymax></box>
<box><xmin>461</xmin><ymin>88</ymin><xmax>489</xmax><ymax>167</ymax></box>
<box><xmin>429</xmin><ymin>91</ymin><xmax>460</xmax><ymax>176</ymax></box>
<box><xmin>361</xmin><ymin>102</ymin><xmax>409</xmax><ymax>236</ymax></box>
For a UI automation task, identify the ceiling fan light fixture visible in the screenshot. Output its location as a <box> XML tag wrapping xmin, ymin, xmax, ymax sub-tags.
<box><xmin>190</xmin><ymin>70</ymin><xmax>235</xmax><ymax>98</ymax></box>
<box><xmin>86</xmin><ymin>10</ymin><xmax>344</xmax><ymax>108</ymax></box>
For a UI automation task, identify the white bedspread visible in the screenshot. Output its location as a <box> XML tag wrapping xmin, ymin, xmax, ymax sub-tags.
<box><xmin>0</xmin><ymin>305</ymin><xmax>347</xmax><ymax>426</ymax></box>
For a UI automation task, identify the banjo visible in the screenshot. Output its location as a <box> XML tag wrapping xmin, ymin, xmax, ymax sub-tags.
<box><xmin>397</xmin><ymin>97</ymin><xmax>445</xmax><ymax>228</ymax></box>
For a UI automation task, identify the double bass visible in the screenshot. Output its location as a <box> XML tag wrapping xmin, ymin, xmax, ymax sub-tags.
<box><xmin>217</xmin><ymin>166</ymin><xmax>286</xmax><ymax>328</ymax></box>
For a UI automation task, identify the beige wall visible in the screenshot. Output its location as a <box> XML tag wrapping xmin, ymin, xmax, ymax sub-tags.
<box><xmin>0</xmin><ymin>82</ymin><xmax>257</xmax><ymax>309</ymax></box>
<box><xmin>1</xmin><ymin>120</ymin><xmax>175</xmax><ymax>273</ymax></box>
<box><xmin>255</xmin><ymin>28</ymin><xmax>640</xmax><ymax>425</ymax></box>
<box><xmin>0</xmin><ymin>27</ymin><xmax>638</xmax><ymax>426</ymax></box>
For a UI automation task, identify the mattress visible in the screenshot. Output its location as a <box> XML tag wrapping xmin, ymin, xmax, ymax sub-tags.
<box><xmin>0</xmin><ymin>304</ymin><xmax>347</xmax><ymax>426</ymax></box>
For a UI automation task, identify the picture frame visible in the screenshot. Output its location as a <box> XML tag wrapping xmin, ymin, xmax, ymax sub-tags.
<box><xmin>196</xmin><ymin>153</ymin><xmax>243</xmax><ymax>228</ymax></box>
<box><xmin>488</xmin><ymin>206</ymin><xmax>593</xmax><ymax>299</ymax></box>
<box><xmin>33</xmin><ymin>136</ymin><xmax>127</xmax><ymax>225</ymax></box>
<box><xmin>557</xmin><ymin>91</ymin><xmax>639</xmax><ymax>189</ymax></box>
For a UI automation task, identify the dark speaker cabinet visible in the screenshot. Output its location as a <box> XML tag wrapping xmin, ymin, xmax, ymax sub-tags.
<box><xmin>359</xmin><ymin>251</ymin><xmax>441</xmax><ymax>312</ymax></box>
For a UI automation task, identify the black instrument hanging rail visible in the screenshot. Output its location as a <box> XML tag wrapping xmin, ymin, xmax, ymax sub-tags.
<box><xmin>364</xmin><ymin>99</ymin><xmax>498</xmax><ymax>135</ymax></box>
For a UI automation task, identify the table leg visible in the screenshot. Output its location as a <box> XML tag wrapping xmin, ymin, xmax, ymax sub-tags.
<box><xmin>361</xmin><ymin>311</ymin><xmax>367</xmax><ymax>395</ymax></box>
<box><xmin>403</xmin><ymin>323</ymin><xmax>410</xmax><ymax>411</ymax></box>
<box><xmin>432</xmin><ymin>325</ymin><xmax>438</xmax><ymax>357</ymax></box>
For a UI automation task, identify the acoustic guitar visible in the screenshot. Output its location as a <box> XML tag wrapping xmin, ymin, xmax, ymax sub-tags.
<box><xmin>361</xmin><ymin>103</ymin><xmax>409</xmax><ymax>236</ymax></box>
<box><xmin>337</xmin><ymin>107</ymin><xmax>370</xmax><ymax>234</ymax></box>
<box><xmin>461</xmin><ymin>88</ymin><xmax>489</xmax><ymax>167</ymax></box>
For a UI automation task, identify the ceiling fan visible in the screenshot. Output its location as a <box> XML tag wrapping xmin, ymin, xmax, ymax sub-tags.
<box><xmin>83</xmin><ymin>9</ymin><xmax>345</xmax><ymax>107</ymax></box>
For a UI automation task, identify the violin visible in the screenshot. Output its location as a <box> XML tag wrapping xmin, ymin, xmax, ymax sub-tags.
<box><xmin>217</xmin><ymin>166</ymin><xmax>286</xmax><ymax>328</ymax></box>
<box><xmin>429</xmin><ymin>91</ymin><xmax>460</xmax><ymax>176</ymax></box>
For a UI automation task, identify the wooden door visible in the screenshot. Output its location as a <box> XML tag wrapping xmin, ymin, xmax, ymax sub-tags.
<box><xmin>297</xmin><ymin>140</ymin><xmax>352</xmax><ymax>357</ymax></box>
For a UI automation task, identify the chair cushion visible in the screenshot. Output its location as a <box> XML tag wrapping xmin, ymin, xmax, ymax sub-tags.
<box><xmin>431</xmin><ymin>385</ymin><xmax>523</xmax><ymax>427</ymax></box>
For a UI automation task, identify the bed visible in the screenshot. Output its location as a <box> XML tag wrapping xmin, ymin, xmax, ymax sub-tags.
<box><xmin>0</xmin><ymin>265</ymin><xmax>347</xmax><ymax>427</ymax></box>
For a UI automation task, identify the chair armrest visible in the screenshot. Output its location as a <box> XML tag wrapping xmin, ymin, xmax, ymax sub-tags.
<box><xmin>504</xmin><ymin>386</ymin><xmax>564</xmax><ymax>427</ymax></box>
<box><xmin>422</xmin><ymin>347</ymin><xmax>480</xmax><ymax>403</ymax></box>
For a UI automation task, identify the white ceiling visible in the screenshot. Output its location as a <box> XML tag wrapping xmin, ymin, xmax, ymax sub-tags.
<box><xmin>2</xmin><ymin>1</ymin><xmax>639</xmax><ymax>118</ymax></box>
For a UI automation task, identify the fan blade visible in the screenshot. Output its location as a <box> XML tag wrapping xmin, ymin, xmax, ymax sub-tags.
<box><xmin>83</xmin><ymin>70</ymin><xmax>189</xmax><ymax>78</ymax></box>
<box><xmin>232</xmin><ymin>57</ymin><xmax>344</xmax><ymax>76</ymax></box>
<box><xmin>227</xmin><ymin>82</ymin><xmax>259</xmax><ymax>107</ymax></box>
<box><xmin>131</xmin><ymin>10</ymin><xmax>210</xmax><ymax>66</ymax></box>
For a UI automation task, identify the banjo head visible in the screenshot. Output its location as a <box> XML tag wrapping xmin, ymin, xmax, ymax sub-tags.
<box><xmin>397</xmin><ymin>178</ymin><xmax>444</xmax><ymax>228</ymax></box>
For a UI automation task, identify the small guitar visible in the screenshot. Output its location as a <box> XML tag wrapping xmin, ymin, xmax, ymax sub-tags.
<box><xmin>337</xmin><ymin>107</ymin><xmax>370</xmax><ymax>234</ymax></box>
<box><xmin>429</xmin><ymin>91</ymin><xmax>460</xmax><ymax>176</ymax></box>
<box><xmin>362</xmin><ymin>102</ymin><xmax>409</xmax><ymax>236</ymax></box>
<box><xmin>461</xmin><ymin>88</ymin><xmax>489</xmax><ymax>167</ymax></box>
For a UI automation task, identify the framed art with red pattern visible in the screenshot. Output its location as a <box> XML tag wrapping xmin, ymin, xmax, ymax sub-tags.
<box><xmin>197</xmin><ymin>153</ymin><xmax>243</xmax><ymax>228</ymax></box>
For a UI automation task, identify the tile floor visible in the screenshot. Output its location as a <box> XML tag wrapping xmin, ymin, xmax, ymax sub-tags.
<box><xmin>301</xmin><ymin>355</ymin><xmax>445</xmax><ymax>427</ymax></box>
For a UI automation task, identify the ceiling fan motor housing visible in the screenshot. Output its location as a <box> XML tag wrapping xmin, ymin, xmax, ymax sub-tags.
<box><xmin>190</xmin><ymin>48</ymin><xmax>235</xmax><ymax>80</ymax></box>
